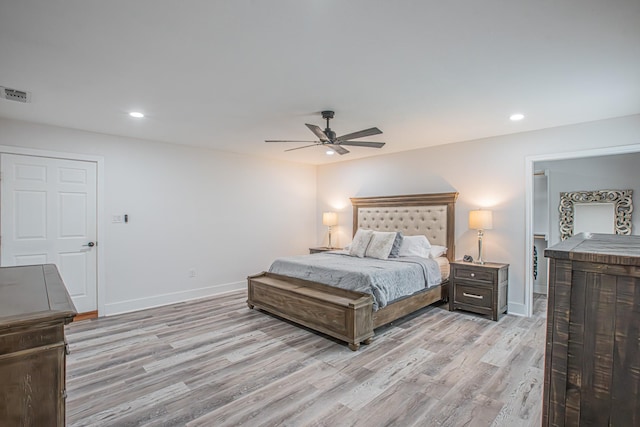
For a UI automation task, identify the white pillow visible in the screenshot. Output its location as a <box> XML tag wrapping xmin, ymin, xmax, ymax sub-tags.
<box><xmin>349</xmin><ymin>229</ymin><xmax>374</xmax><ymax>258</ymax></box>
<box><xmin>429</xmin><ymin>245</ymin><xmax>447</xmax><ymax>258</ymax></box>
<box><xmin>398</xmin><ymin>235</ymin><xmax>431</xmax><ymax>258</ymax></box>
<box><xmin>365</xmin><ymin>231</ymin><xmax>397</xmax><ymax>260</ymax></box>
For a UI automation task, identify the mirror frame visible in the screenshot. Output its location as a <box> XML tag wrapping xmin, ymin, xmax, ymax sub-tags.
<box><xmin>559</xmin><ymin>189</ymin><xmax>633</xmax><ymax>240</ymax></box>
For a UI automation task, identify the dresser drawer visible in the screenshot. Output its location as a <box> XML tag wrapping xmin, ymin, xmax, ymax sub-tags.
<box><xmin>454</xmin><ymin>283</ymin><xmax>493</xmax><ymax>309</ymax></box>
<box><xmin>453</xmin><ymin>266</ymin><xmax>494</xmax><ymax>283</ymax></box>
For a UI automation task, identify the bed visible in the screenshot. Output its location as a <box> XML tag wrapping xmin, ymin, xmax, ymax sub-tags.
<box><xmin>247</xmin><ymin>192</ymin><xmax>458</xmax><ymax>350</ymax></box>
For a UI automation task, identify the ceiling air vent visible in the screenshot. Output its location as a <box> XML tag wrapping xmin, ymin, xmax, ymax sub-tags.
<box><xmin>0</xmin><ymin>86</ymin><xmax>31</xmax><ymax>103</ymax></box>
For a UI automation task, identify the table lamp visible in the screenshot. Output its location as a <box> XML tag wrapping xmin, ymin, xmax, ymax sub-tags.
<box><xmin>469</xmin><ymin>209</ymin><xmax>493</xmax><ymax>264</ymax></box>
<box><xmin>322</xmin><ymin>212</ymin><xmax>338</xmax><ymax>248</ymax></box>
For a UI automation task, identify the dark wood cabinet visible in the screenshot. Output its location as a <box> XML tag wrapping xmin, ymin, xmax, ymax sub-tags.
<box><xmin>309</xmin><ymin>247</ymin><xmax>342</xmax><ymax>254</ymax></box>
<box><xmin>449</xmin><ymin>261</ymin><xmax>508</xmax><ymax>321</ymax></box>
<box><xmin>543</xmin><ymin>233</ymin><xmax>640</xmax><ymax>426</ymax></box>
<box><xmin>0</xmin><ymin>264</ymin><xmax>76</xmax><ymax>426</ymax></box>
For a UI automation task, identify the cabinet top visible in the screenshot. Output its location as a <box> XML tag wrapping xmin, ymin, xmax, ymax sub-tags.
<box><xmin>0</xmin><ymin>264</ymin><xmax>77</xmax><ymax>328</ymax></box>
<box><xmin>451</xmin><ymin>260</ymin><xmax>509</xmax><ymax>269</ymax></box>
<box><xmin>545</xmin><ymin>233</ymin><xmax>640</xmax><ymax>266</ymax></box>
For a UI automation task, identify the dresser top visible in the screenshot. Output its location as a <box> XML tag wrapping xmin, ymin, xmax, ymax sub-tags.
<box><xmin>545</xmin><ymin>233</ymin><xmax>640</xmax><ymax>266</ymax></box>
<box><xmin>0</xmin><ymin>264</ymin><xmax>76</xmax><ymax>328</ymax></box>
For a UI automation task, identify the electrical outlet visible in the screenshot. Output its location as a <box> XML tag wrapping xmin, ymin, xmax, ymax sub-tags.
<box><xmin>188</xmin><ymin>269</ymin><xmax>197</xmax><ymax>278</ymax></box>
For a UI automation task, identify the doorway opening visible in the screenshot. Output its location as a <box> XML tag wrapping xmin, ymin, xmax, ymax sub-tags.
<box><xmin>525</xmin><ymin>143</ymin><xmax>640</xmax><ymax>316</ymax></box>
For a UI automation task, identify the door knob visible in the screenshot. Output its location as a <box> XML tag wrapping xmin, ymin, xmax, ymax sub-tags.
<box><xmin>83</xmin><ymin>242</ymin><xmax>95</xmax><ymax>247</ymax></box>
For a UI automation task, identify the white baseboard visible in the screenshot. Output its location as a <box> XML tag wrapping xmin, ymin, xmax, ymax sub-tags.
<box><xmin>507</xmin><ymin>301</ymin><xmax>527</xmax><ymax>317</ymax></box>
<box><xmin>103</xmin><ymin>282</ymin><xmax>532</xmax><ymax>318</ymax></box>
<box><xmin>103</xmin><ymin>280</ymin><xmax>246</xmax><ymax>316</ymax></box>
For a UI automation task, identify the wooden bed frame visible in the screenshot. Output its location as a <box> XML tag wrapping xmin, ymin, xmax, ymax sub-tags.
<box><xmin>247</xmin><ymin>192</ymin><xmax>458</xmax><ymax>350</ymax></box>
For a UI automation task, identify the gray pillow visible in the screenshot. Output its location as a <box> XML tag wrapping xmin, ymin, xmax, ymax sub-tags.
<box><xmin>388</xmin><ymin>232</ymin><xmax>404</xmax><ymax>258</ymax></box>
<box><xmin>365</xmin><ymin>231</ymin><xmax>398</xmax><ymax>259</ymax></box>
<box><xmin>349</xmin><ymin>229</ymin><xmax>374</xmax><ymax>258</ymax></box>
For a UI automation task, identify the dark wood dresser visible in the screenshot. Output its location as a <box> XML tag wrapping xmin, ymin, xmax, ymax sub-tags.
<box><xmin>543</xmin><ymin>233</ymin><xmax>640</xmax><ymax>426</ymax></box>
<box><xmin>0</xmin><ymin>264</ymin><xmax>77</xmax><ymax>426</ymax></box>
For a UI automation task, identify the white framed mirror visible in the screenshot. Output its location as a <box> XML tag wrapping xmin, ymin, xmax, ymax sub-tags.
<box><xmin>559</xmin><ymin>189</ymin><xmax>633</xmax><ymax>240</ymax></box>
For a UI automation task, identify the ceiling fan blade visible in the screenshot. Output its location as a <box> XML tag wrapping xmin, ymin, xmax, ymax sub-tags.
<box><xmin>305</xmin><ymin>124</ymin><xmax>330</xmax><ymax>142</ymax></box>
<box><xmin>284</xmin><ymin>144</ymin><xmax>319</xmax><ymax>152</ymax></box>
<box><xmin>265</xmin><ymin>140</ymin><xmax>318</xmax><ymax>143</ymax></box>
<box><xmin>338</xmin><ymin>141</ymin><xmax>386</xmax><ymax>148</ymax></box>
<box><xmin>326</xmin><ymin>144</ymin><xmax>350</xmax><ymax>155</ymax></box>
<box><xmin>335</xmin><ymin>127</ymin><xmax>382</xmax><ymax>142</ymax></box>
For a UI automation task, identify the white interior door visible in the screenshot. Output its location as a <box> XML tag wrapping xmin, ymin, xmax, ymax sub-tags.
<box><xmin>1</xmin><ymin>154</ymin><xmax>98</xmax><ymax>313</ymax></box>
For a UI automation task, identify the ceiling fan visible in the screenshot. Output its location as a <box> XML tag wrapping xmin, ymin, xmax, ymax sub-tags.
<box><xmin>266</xmin><ymin>110</ymin><xmax>385</xmax><ymax>155</ymax></box>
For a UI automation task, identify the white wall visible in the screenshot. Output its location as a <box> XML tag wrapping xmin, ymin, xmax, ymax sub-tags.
<box><xmin>317</xmin><ymin>114</ymin><xmax>640</xmax><ymax>315</ymax></box>
<box><xmin>3</xmin><ymin>115</ymin><xmax>638</xmax><ymax>317</ymax></box>
<box><xmin>536</xmin><ymin>152</ymin><xmax>640</xmax><ymax>246</ymax></box>
<box><xmin>0</xmin><ymin>118</ymin><xmax>317</xmax><ymax>315</ymax></box>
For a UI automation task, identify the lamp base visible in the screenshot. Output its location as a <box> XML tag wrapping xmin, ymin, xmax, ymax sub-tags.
<box><xmin>475</xmin><ymin>229</ymin><xmax>486</xmax><ymax>265</ymax></box>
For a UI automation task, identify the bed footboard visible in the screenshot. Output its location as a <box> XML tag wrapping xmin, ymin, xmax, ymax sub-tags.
<box><xmin>247</xmin><ymin>272</ymin><xmax>374</xmax><ymax>351</ymax></box>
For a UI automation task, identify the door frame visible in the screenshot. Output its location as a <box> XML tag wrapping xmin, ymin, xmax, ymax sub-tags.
<box><xmin>0</xmin><ymin>145</ymin><xmax>105</xmax><ymax>315</ymax></box>
<box><xmin>524</xmin><ymin>143</ymin><xmax>640</xmax><ymax>317</ymax></box>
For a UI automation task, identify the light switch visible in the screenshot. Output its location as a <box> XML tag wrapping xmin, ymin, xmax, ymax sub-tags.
<box><xmin>112</xmin><ymin>215</ymin><xmax>123</xmax><ymax>223</ymax></box>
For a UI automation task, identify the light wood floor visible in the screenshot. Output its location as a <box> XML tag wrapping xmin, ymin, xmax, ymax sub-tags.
<box><xmin>66</xmin><ymin>291</ymin><xmax>547</xmax><ymax>427</ymax></box>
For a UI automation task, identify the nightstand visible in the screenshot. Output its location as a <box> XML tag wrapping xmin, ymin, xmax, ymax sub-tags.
<box><xmin>449</xmin><ymin>261</ymin><xmax>509</xmax><ymax>321</ymax></box>
<box><xmin>309</xmin><ymin>247</ymin><xmax>341</xmax><ymax>254</ymax></box>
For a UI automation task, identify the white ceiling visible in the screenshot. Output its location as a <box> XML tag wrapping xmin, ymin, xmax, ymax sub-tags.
<box><xmin>1</xmin><ymin>0</ymin><xmax>639</xmax><ymax>165</ymax></box>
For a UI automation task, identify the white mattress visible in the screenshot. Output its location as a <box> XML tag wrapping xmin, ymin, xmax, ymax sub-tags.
<box><xmin>435</xmin><ymin>256</ymin><xmax>450</xmax><ymax>280</ymax></box>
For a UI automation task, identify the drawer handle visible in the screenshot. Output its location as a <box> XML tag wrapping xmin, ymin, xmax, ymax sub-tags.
<box><xmin>65</xmin><ymin>342</ymin><xmax>71</xmax><ymax>355</ymax></box>
<box><xmin>470</xmin><ymin>273</ymin><xmax>475</xmax><ymax>278</ymax></box>
<box><xmin>463</xmin><ymin>292</ymin><xmax>483</xmax><ymax>300</ymax></box>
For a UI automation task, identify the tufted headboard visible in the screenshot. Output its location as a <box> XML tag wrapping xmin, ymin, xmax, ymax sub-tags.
<box><xmin>350</xmin><ymin>192</ymin><xmax>458</xmax><ymax>262</ymax></box>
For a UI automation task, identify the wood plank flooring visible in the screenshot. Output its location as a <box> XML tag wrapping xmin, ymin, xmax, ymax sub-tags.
<box><xmin>66</xmin><ymin>292</ymin><xmax>547</xmax><ymax>426</ymax></box>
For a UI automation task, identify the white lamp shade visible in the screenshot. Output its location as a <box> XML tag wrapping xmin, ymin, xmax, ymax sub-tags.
<box><xmin>469</xmin><ymin>209</ymin><xmax>493</xmax><ymax>230</ymax></box>
<box><xmin>322</xmin><ymin>212</ymin><xmax>338</xmax><ymax>226</ymax></box>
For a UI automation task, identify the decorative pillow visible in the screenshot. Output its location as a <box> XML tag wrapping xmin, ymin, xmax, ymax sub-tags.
<box><xmin>365</xmin><ymin>231</ymin><xmax>398</xmax><ymax>259</ymax></box>
<box><xmin>398</xmin><ymin>235</ymin><xmax>432</xmax><ymax>258</ymax></box>
<box><xmin>349</xmin><ymin>229</ymin><xmax>374</xmax><ymax>258</ymax></box>
<box><xmin>388</xmin><ymin>232</ymin><xmax>404</xmax><ymax>258</ymax></box>
<box><xmin>429</xmin><ymin>245</ymin><xmax>447</xmax><ymax>258</ymax></box>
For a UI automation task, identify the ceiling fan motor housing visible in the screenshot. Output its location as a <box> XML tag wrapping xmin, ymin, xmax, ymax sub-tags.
<box><xmin>321</xmin><ymin>110</ymin><xmax>335</xmax><ymax>120</ymax></box>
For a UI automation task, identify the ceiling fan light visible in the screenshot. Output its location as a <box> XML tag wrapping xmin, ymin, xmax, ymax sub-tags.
<box><xmin>510</xmin><ymin>113</ymin><xmax>524</xmax><ymax>121</ymax></box>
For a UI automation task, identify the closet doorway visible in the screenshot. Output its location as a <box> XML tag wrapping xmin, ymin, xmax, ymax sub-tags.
<box><xmin>0</xmin><ymin>145</ymin><xmax>105</xmax><ymax>316</ymax></box>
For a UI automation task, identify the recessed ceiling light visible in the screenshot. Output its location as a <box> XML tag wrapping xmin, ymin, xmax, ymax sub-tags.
<box><xmin>129</xmin><ymin>111</ymin><xmax>144</xmax><ymax>118</ymax></box>
<box><xmin>326</xmin><ymin>150</ymin><xmax>335</xmax><ymax>155</ymax></box>
<box><xmin>510</xmin><ymin>113</ymin><xmax>524</xmax><ymax>121</ymax></box>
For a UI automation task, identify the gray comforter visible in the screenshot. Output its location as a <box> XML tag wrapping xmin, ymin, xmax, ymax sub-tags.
<box><xmin>268</xmin><ymin>251</ymin><xmax>442</xmax><ymax>310</ymax></box>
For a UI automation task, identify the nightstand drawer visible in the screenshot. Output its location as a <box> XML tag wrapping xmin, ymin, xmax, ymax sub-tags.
<box><xmin>453</xmin><ymin>266</ymin><xmax>494</xmax><ymax>283</ymax></box>
<box><xmin>454</xmin><ymin>283</ymin><xmax>493</xmax><ymax>309</ymax></box>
